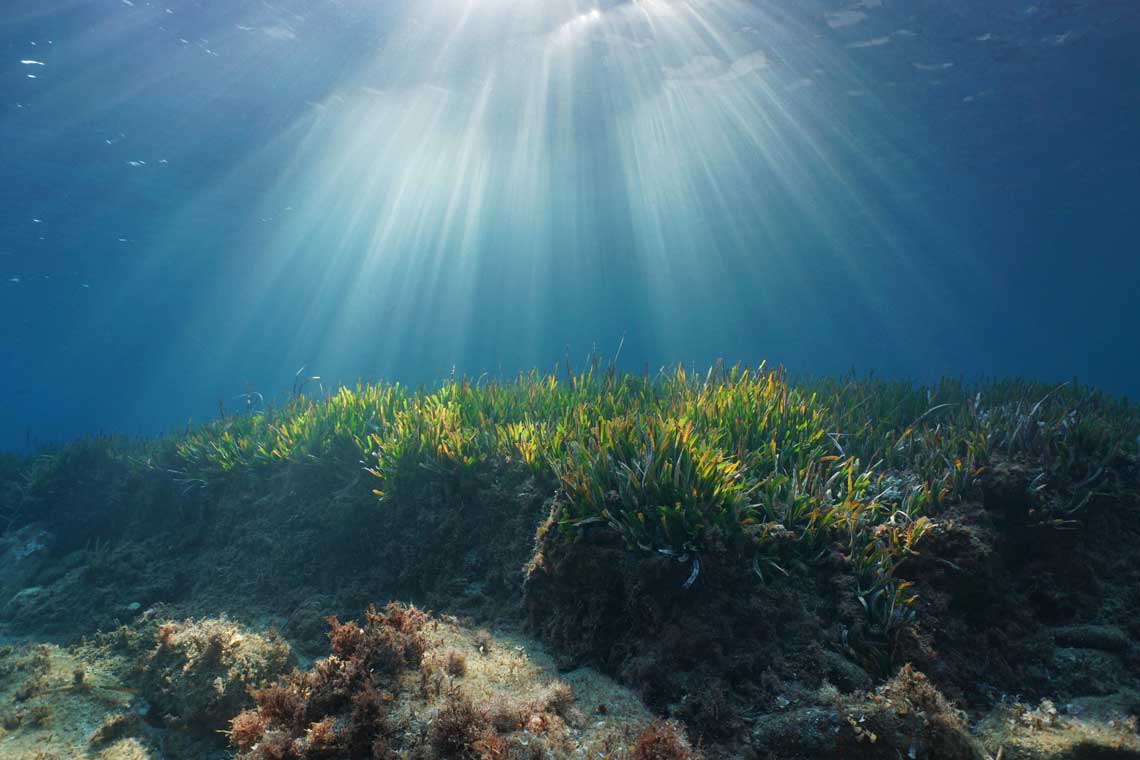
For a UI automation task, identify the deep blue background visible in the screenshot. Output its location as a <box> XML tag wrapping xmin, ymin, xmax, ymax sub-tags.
<box><xmin>2</xmin><ymin>0</ymin><xmax>1138</xmax><ymax>451</ymax></box>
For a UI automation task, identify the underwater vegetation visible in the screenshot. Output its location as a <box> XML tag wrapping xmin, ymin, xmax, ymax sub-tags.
<box><xmin>167</xmin><ymin>362</ymin><xmax>1139</xmax><ymax>639</ymax></box>
<box><xmin>6</xmin><ymin>363</ymin><xmax>1139</xmax><ymax>638</ymax></box>
<box><xmin>139</xmin><ymin>616</ymin><xmax>293</xmax><ymax>735</ymax></box>
<box><xmin>2</xmin><ymin>361</ymin><xmax>1139</xmax><ymax>759</ymax></box>
<box><xmin>221</xmin><ymin>602</ymin><xmax>678</xmax><ymax>760</ymax></box>
<box><xmin>0</xmin><ymin>608</ymin><xmax>677</xmax><ymax>760</ymax></box>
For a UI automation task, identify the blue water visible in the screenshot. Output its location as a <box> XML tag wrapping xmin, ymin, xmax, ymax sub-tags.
<box><xmin>2</xmin><ymin>0</ymin><xmax>1138</xmax><ymax>450</ymax></box>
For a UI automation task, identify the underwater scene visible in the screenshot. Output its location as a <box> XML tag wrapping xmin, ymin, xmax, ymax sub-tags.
<box><xmin>2</xmin><ymin>0</ymin><xmax>1140</xmax><ymax>758</ymax></box>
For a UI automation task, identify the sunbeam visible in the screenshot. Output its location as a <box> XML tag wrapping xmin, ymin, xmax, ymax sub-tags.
<box><xmin>132</xmin><ymin>0</ymin><xmax>978</xmax><ymax>399</ymax></box>
<box><xmin>4</xmin><ymin>0</ymin><xmax>1136</xmax><ymax>446</ymax></box>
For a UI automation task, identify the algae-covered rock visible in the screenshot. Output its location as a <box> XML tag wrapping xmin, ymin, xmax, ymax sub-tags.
<box><xmin>1051</xmin><ymin>647</ymin><xmax>1126</xmax><ymax>698</ymax></box>
<box><xmin>837</xmin><ymin>665</ymin><xmax>987</xmax><ymax>760</ymax></box>
<box><xmin>226</xmin><ymin>604</ymin><xmax>660</xmax><ymax>760</ymax></box>
<box><xmin>138</xmin><ymin>617</ymin><xmax>292</xmax><ymax>735</ymax></box>
<box><xmin>976</xmin><ymin>697</ymin><xmax>1140</xmax><ymax>759</ymax></box>
<box><xmin>747</xmin><ymin>706</ymin><xmax>840</xmax><ymax>758</ymax></box>
<box><xmin>0</xmin><ymin>526</ymin><xmax>52</xmax><ymax>615</ymax></box>
<box><xmin>823</xmin><ymin>649</ymin><xmax>873</xmax><ymax>693</ymax></box>
<box><xmin>1054</xmin><ymin>625</ymin><xmax>1131</xmax><ymax>653</ymax></box>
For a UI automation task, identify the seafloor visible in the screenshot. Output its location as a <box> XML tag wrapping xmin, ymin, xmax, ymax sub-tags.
<box><xmin>1</xmin><ymin>367</ymin><xmax>1139</xmax><ymax>759</ymax></box>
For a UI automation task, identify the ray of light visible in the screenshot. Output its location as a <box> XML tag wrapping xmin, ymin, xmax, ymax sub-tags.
<box><xmin>5</xmin><ymin>0</ymin><xmax>991</xmax><ymax>425</ymax></box>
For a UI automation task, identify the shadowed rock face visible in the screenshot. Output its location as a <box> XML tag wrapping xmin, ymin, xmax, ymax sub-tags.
<box><xmin>521</xmin><ymin>465</ymin><xmax>1140</xmax><ymax>757</ymax></box>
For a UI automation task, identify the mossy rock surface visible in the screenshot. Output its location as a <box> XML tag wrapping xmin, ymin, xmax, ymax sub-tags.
<box><xmin>138</xmin><ymin>617</ymin><xmax>293</xmax><ymax>735</ymax></box>
<box><xmin>1055</xmin><ymin>626</ymin><xmax>1131</xmax><ymax>653</ymax></box>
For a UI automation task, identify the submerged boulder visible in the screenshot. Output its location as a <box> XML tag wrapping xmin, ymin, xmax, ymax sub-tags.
<box><xmin>137</xmin><ymin>616</ymin><xmax>293</xmax><ymax>735</ymax></box>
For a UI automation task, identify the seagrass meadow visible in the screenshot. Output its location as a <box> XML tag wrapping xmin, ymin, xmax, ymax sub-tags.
<box><xmin>2</xmin><ymin>363</ymin><xmax>1140</xmax><ymax>759</ymax></box>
